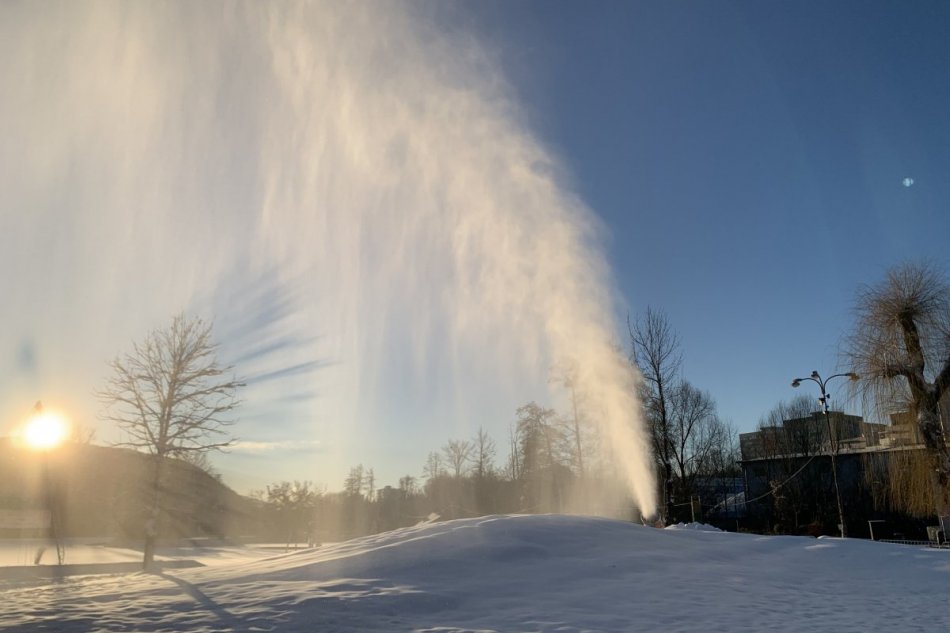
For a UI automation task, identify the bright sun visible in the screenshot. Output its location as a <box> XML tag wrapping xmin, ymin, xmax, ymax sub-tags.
<box><xmin>22</xmin><ymin>411</ymin><xmax>69</xmax><ymax>450</ymax></box>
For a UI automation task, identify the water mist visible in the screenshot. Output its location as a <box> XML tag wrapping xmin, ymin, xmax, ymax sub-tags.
<box><xmin>0</xmin><ymin>2</ymin><xmax>656</xmax><ymax>518</ymax></box>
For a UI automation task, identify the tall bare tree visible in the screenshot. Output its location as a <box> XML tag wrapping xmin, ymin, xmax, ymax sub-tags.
<box><xmin>505</xmin><ymin>423</ymin><xmax>522</xmax><ymax>481</ymax></box>
<box><xmin>554</xmin><ymin>362</ymin><xmax>591</xmax><ymax>478</ymax></box>
<box><xmin>515</xmin><ymin>402</ymin><xmax>563</xmax><ymax>510</ymax></box>
<box><xmin>847</xmin><ymin>262</ymin><xmax>950</xmax><ymax>514</ymax></box>
<box><xmin>364</xmin><ymin>468</ymin><xmax>376</xmax><ymax>501</ymax></box>
<box><xmin>472</xmin><ymin>428</ymin><xmax>497</xmax><ymax>480</ymax></box>
<box><xmin>666</xmin><ymin>381</ymin><xmax>724</xmax><ymax>510</ymax></box>
<box><xmin>343</xmin><ymin>465</ymin><xmax>365</xmax><ymax>497</ymax></box>
<box><xmin>629</xmin><ymin>308</ymin><xmax>682</xmax><ymax>523</ymax></box>
<box><xmin>398</xmin><ymin>475</ymin><xmax>418</xmax><ymax>496</ymax></box>
<box><xmin>442</xmin><ymin>440</ymin><xmax>474</xmax><ymax>478</ymax></box>
<box><xmin>266</xmin><ymin>480</ymin><xmax>319</xmax><ymax>548</ymax></box>
<box><xmin>423</xmin><ymin>451</ymin><xmax>446</xmax><ymax>482</ymax></box>
<box><xmin>99</xmin><ymin>314</ymin><xmax>243</xmax><ymax>568</ymax></box>
<box><xmin>472</xmin><ymin>427</ymin><xmax>498</xmax><ymax>514</ymax></box>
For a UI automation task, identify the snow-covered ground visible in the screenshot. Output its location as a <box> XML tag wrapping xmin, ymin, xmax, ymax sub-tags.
<box><xmin>3</xmin><ymin>514</ymin><xmax>949</xmax><ymax>632</ymax></box>
<box><xmin>0</xmin><ymin>540</ymin><xmax>285</xmax><ymax>568</ymax></box>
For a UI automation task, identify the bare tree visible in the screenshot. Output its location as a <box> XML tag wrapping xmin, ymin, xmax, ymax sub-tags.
<box><xmin>629</xmin><ymin>308</ymin><xmax>682</xmax><ymax>524</ymax></box>
<box><xmin>505</xmin><ymin>423</ymin><xmax>522</xmax><ymax>481</ymax></box>
<box><xmin>423</xmin><ymin>451</ymin><xmax>446</xmax><ymax>482</ymax></box>
<box><xmin>98</xmin><ymin>314</ymin><xmax>242</xmax><ymax>568</ymax></box>
<box><xmin>554</xmin><ymin>362</ymin><xmax>591</xmax><ymax>478</ymax></box>
<box><xmin>442</xmin><ymin>440</ymin><xmax>474</xmax><ymax>478</ymax></box>
<box><xmin>516</xmin><ymin>402</ymin><xmax>562</xmax><ymax>473</ymax></box>
<box><xmin>340</xmin><ymin>464</ymin><xmax>372</xmax><ymax>536</ymax></box>
<box><xmin>472</xmin><ymin>428</ymin><xmax>497</xmax><ymax>480</ymax></box>
<box><xmin>472</xmin><ymin>427</ymin><xmax>498</xmax><ymax>515</ymax></box>
<box><xmin>846</xmin><ymin>262</ymin><xmax>950</xmax><ymax>514</ymax></box>
<box><xmin>755</xmin><ymin>395</ymin><xmax>827</xmax><ymax>531</ymax></box>
<box><xmin>398</xmin><ymin>475</ymin><xmax>418</xmax><ymax>496</ymax></box>
<box><xmin>703</xmin><ymin>420</ymin><xmax>741</xmax><ymax>520</ymax></box>
<box><xmin>760</xmin><ymin>395</ymin><xmax>826</xmax><ymax>458</ymax></box>
<box><xmin>515</xmin><ymin>402</ymin><xmax>564</xmax><ymax>511</ymax></box>
<box><xmin>343</xmin><ymin>465</ymin><xmax>365</xmax><ymax>497</ymax></box>
<box><xmin>364</xmin><ymin>468</ymin><xmax>376</xmax><ymax>501</ymax></box>
<box><xmin>266</xmin><ymin>481</ymin><xmax>319</xmax><ymax>548</ymax></box>
<box><xmin>666</xmin><ymin>381</ymin><xmax>722</xmax><ymax>508</ymax></box>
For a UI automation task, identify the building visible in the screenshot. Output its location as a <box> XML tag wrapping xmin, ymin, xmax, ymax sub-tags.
<box><xmin>739</xmin><ymin>411</ymin><xmax>901</xmax><ymax>537</ymax></box>
<box><xmin>739</xmin><ymin>412</ymin><xmax>885</xmax><ymax>461</ymax></box>
<box><xmin>738</xmin><ymin>404</ymin><xmax>950</xmax><ymax>538</ymax></box>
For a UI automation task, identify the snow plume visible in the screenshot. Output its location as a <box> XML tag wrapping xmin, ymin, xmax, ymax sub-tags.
<box><xmin>0</xmin><ymin>2</ymin><xmax>656</xmax><ymax>517</ymax></box>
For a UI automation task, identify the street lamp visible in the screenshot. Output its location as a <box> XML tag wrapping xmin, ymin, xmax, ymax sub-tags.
<box><xmin>790</xmin><ymin>371</ymin><xmax>859</xmax><ymax>538</ymax></box>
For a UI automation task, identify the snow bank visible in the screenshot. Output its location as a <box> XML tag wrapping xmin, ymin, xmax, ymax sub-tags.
<box><xmin>664</xmin><ymin>522</ymin><xmax>723</xmax><ymax>532</ymax></box>
<box><xmin>3</xmin><ymin>514</ymin><xmax>949</xmax><ymax>632</ymax></box>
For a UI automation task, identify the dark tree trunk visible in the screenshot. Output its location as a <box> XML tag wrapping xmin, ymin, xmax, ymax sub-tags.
<box><xmin>143</xmin><ymin>454</ymin><xmax>164</xmax><ymax>571</ymax></box>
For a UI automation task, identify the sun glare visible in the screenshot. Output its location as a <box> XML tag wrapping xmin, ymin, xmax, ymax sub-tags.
<box><xmin>22</xmin><ymin>411</ymin><xmax>69</xmax><ymax>450</ymax></box>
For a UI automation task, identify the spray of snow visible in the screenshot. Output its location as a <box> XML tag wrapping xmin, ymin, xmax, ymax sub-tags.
<box><xmin>0</xmin><ymin>2</ymin><xmax>655</xmax><ymax>516</ymax></box>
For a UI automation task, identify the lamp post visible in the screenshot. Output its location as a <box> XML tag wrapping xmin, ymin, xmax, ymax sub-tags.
<box><xmin>790</xmin><ymin>371</ymin><xmax>859</xmax><ymax>538</ymax></box>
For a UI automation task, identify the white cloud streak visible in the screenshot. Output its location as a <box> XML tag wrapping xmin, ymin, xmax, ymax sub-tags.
<box><xmin>231</xmin><ymin>440</ymin><xmax>323</xmax><ymax>455</ymax></box>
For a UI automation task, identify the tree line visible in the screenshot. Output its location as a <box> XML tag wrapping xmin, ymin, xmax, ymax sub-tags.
<box><xmin>249</xmin><ymin>409</ymin><xmax>640</xmax><ymax>545</ymax></box>
<box><xmin>250</xmin><ymin>322</ymin><xmax>746</xmax><ymax>543</ymax></box>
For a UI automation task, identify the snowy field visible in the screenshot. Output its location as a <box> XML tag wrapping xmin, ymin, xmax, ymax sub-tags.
<box><xmin>2</xmin><ymin>514</ymin><xmax>949</xmax><ymax>632</ymax></box>
<box><xmin>0</xmin><ymin>540</ymin><xmax>285</xmax><ymax>568</ymax></box>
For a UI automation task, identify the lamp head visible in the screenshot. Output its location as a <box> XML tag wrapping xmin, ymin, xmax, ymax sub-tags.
<box><xmin>791</xmin><ymin>379</ymin><xmax>801</xmax><ymax>388</ymax></box>
<box><xmin>810</xmin><ymin>370</ymin><xmax>819</xmax><ymax>379</ymax></box>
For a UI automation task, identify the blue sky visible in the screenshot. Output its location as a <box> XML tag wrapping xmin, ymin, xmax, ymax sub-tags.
<box><xmin>3</xmin><ymin>2</ymin><xmax>949</xmax><ymax>496</ymax></box>
<box><xmin>439</xmin><ymin>0</ymin><xmax>950</xmax><ymax>429</ymax></box>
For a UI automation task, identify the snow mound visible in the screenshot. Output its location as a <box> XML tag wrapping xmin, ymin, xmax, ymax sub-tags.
<box><xmin>664</xmin><ymin>521</ymin><xmax>723</xmax><ymax>532</ymax></box>
<box><xmin>3</xmin><ymin>514</ymin><xmax>950</xmax><ymax>632</ymax></box>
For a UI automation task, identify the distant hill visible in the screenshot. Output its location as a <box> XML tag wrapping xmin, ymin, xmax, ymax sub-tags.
<box><xmin>0</xmin><ymin>439</ymin><xmax>258</xmax><ymax>542</ymax></box>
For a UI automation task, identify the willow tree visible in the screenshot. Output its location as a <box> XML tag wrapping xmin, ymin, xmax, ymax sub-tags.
<box><xmin>99</xmin><ymin>314</ymin><xmax>243</xmax><ymax>568</ymax></box>
<box><xmin>847</xmin><ymin>262</ymin><xmax>950</xmax><ymax>515</ymax></box>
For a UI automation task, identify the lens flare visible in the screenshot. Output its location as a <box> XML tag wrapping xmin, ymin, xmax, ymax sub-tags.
<box><xmin>22</xmin><ymin>411</ymin><xmax>69</xmax><ymax>450</ymax></box>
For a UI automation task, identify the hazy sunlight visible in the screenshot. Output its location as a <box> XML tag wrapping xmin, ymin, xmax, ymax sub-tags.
<box><xmin>22</xmin><ymin>410</ymin><xmax>69</xmax><ymax>451</ymax></box>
